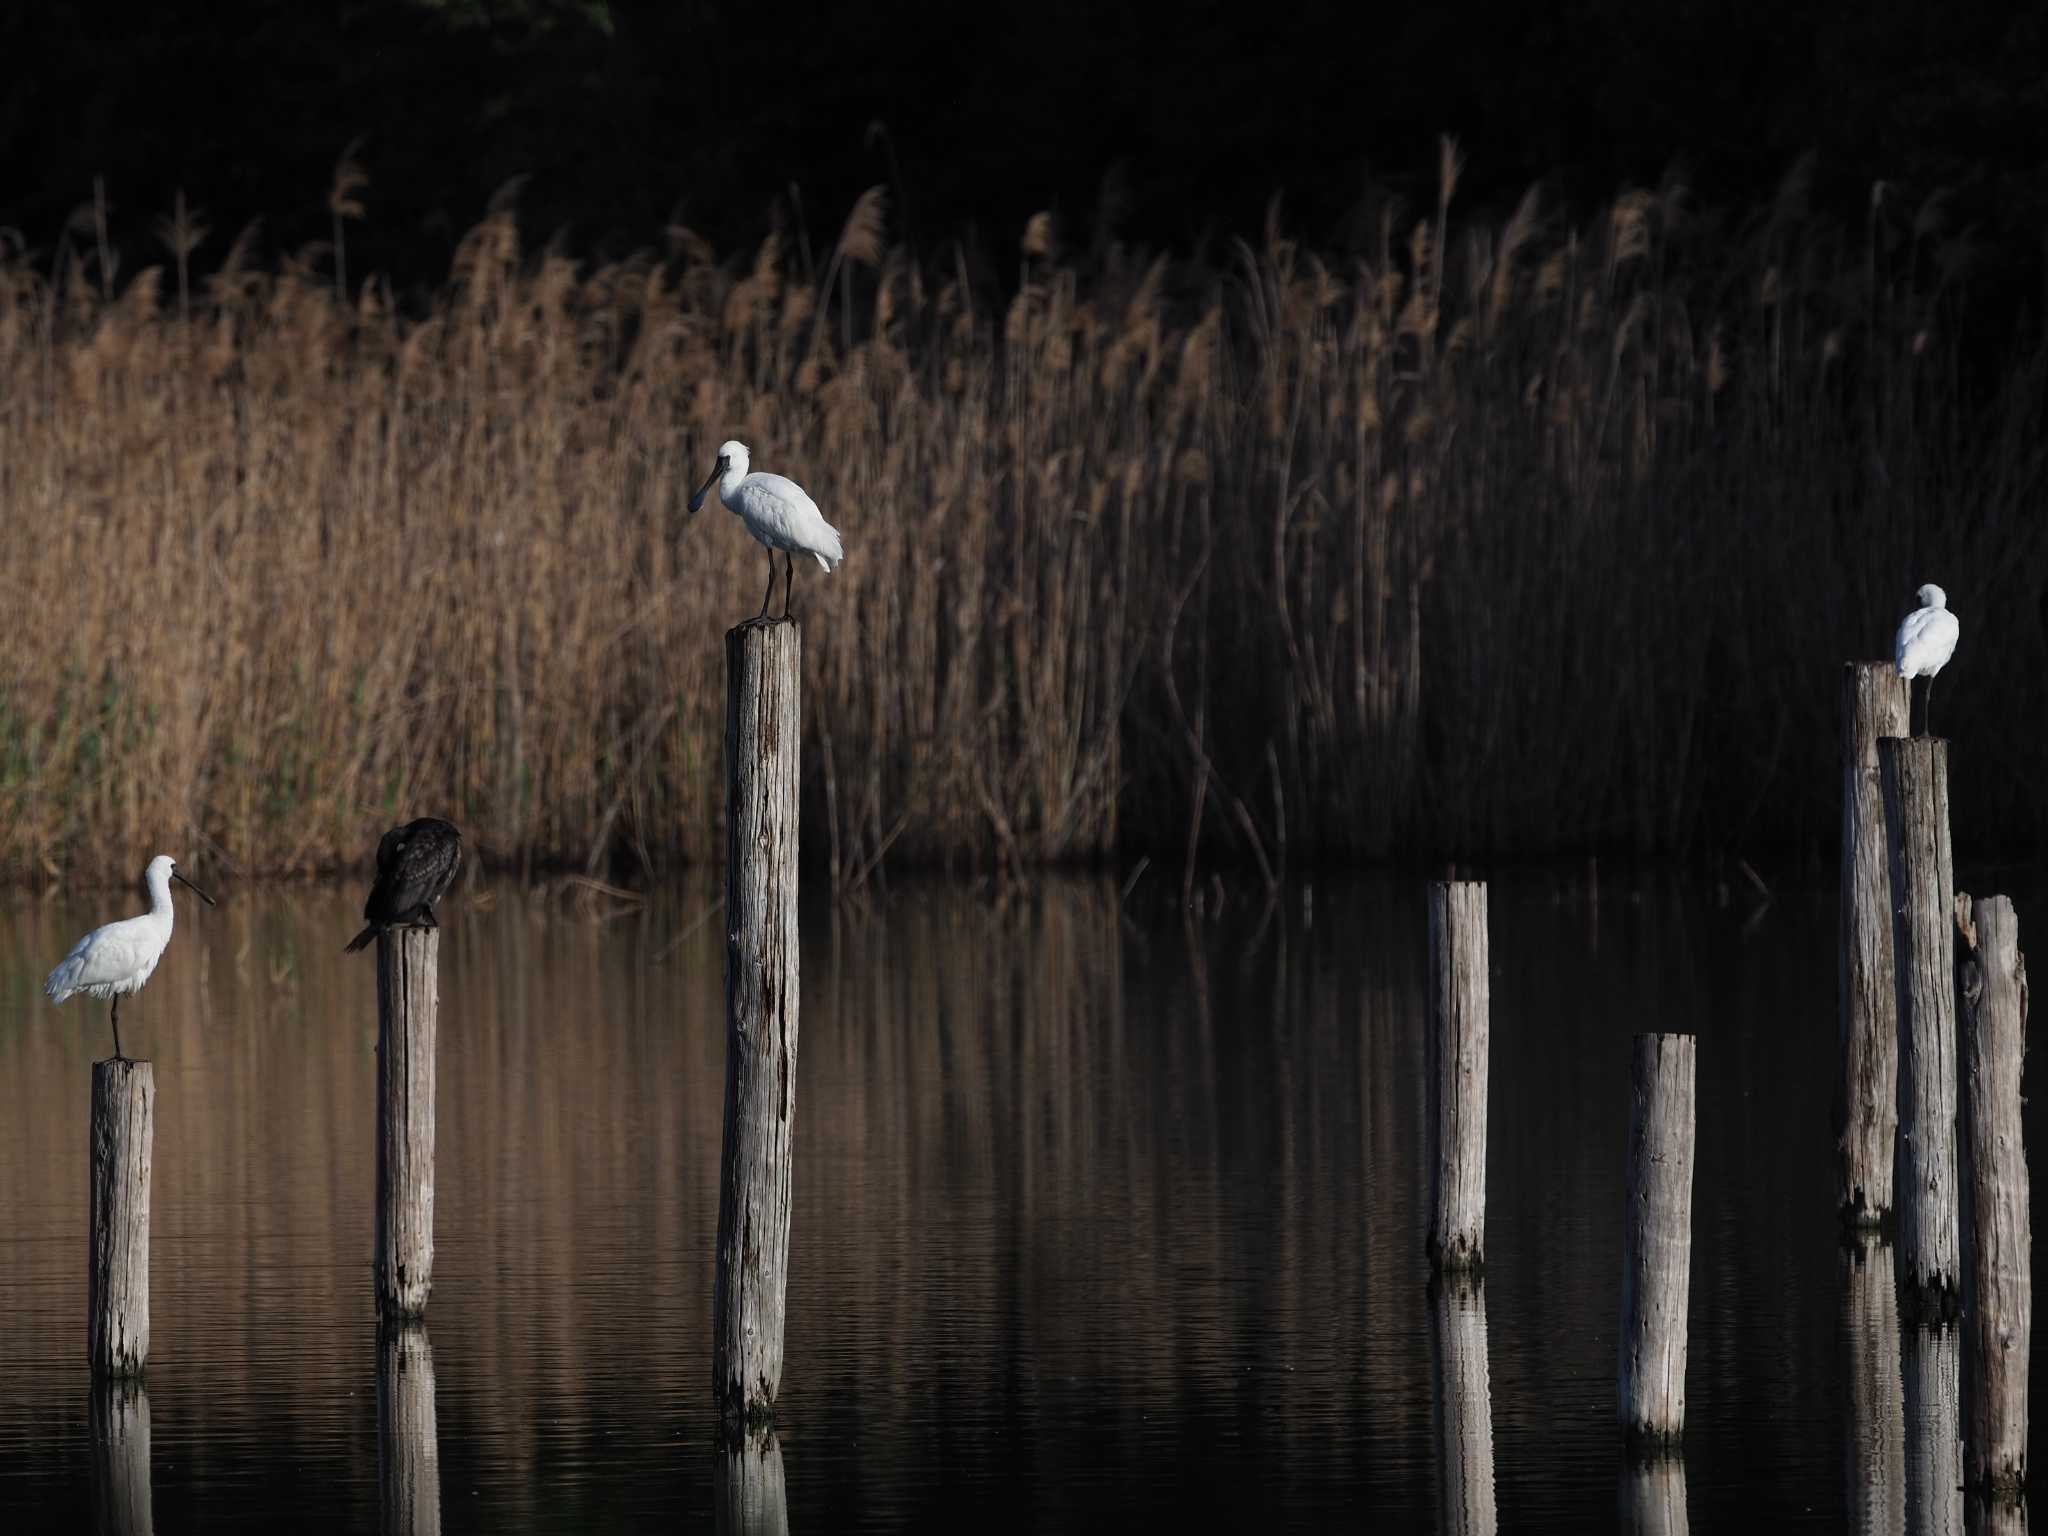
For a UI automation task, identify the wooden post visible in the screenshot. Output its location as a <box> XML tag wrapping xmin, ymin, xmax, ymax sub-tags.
<box><xmin>1902</xmin><ymin>1320</ymin><xmax>1963</xmax><ymax>1533</ymax></box>
<box><xmin>1956</xmin><ymin>893</ymin><xmax>2029</xmax><ymax>1501</ymax></box>
<box><xmin>1618</xmin><ymin>1459</ymin><xmax>1688</xmax><ymax>1536</ymax></box>
<box><xmin>713</xmin><ymin>621</ymin><xmax>802</xmax><ymax>1435</ymax></box>
<box><xmin>90</xmin><ymin>1379</ymin><xmax>152</xmax><ymax>1536</ymax></box>
<box><xmin>1428</xmin><ymin>1273</ymin><xmax>1497</xmax><ymax>1535</ymax></box>
<box><xmin>1427</xmin><ymin>881</ymin><xmax>1489</xmax><ymax>1271</ymax></box>
<box><xmin>89</xmin><ymin>1058</ymin><xmax>153</xmax><ymax>1378</ymax></box>
<box><xmin>1837</xmin><ymin>661</ymin><xmax>1908</xmax><ymax>1225</ymax></box>
<box><xmin>378</xmin><ymin>1323</ymin><xmax>442</xmax><ymax>1536</ymax></box>
<box><xmin>1619</xmin><ymin>1033</ymin><xmax>1695</xmax><ymax>1452</ymax></box>
<box><xmin>716</xmin><ymin>1428</ymin><xmax>791</xmax><ymax>1536</ymax></box>
<box><xmin>1839</xmin><ymin>1234</ymin><xmax>1905</xmax><ymax>1530</ymax></box>
<box><xmin>1880</xmin><ymin>737</ymin><xmax>1959</xmax><ymax>1318</ymax></box>
<box><xmin>375</xmin><ymin>927</ymin><xmax>438</xmax><ymax>1319</ymax></box>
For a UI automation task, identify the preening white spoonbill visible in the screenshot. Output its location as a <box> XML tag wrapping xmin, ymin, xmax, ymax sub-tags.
<box><xmin>344</xmin><ymin>816</ymin><xmax>465</xmax><ymax>953</ymax></box>
<box><xmin>44</xmin><ymin>855</ymin><xmax>217</xmax><ymax>1060</ymax></box>
<box><xmin>1894</xmin><ymin>583</ymin><xmax>1960</xmax><ymax>737</ymax></box>
<box><xmin>688</xmin><ymin>439</ymin><xmax>844</xmax><ymax>621</ymax></box>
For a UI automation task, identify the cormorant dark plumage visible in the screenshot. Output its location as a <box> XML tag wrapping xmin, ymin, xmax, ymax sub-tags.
<box><xmin>343</xmin><ymin>818</ymin><xmax>465</xmax><ymax>953</ymax></box>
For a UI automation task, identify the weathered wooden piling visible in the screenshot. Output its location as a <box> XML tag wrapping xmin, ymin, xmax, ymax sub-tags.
<box><xmin>1880</xmin><ymin>736</ymin><xmax>1959</xmax><ymax>1317</ymax></box>
<box><xmin>716</xmin><ymin>1428</ymin><xmax>791</xmax><ymax>1536</ymax></box>
<box><xmin>378</xmin><ymin>1323</ymin><xmax>442</xmax><ymax>1536</ymax></box>
<box><xmin>1839</xmin><ymin>1234</ymin><xmax>1906</xmax><ymax>1531</ymax></box>
<box><xmin>1902</xmin><ymin>1320</ymin><xmax>1963</xmax><ymax>1533</ymax></box>
<box><xmin>1427</xmin><ymin>881</ymin><xmax>1490</xmax><ymax>1272</ymax></box>
<box><xmin>90</xmin><ymin>1378</ymin><xmax>152</xmax><ymax>1536</ymax></box>
<box><xmin>375</xmin><ymin>927</ymin><xmax>438</xmax><ymax>1319</ymax></box>
<box><xmin>89</xmin><ymin>1058</ymin><xmax>153</xmax><ymax>1378</ymax></box>
<box><xmin>713</xmin><ymin>621</ymin><xmax>802</xmax><ymax>1434</ymax></box>
<box><xmin>1428</xmin><ymin>1272</ymin><xmax>1497</xmax><ymax>1535</ymax></box>
<box><xmin>1956</xmin><ymin>893</ymin><xmax>2030</xmax><ymax>1501</ymax></box>
<box><xmin>1837</xmin><ymin>661</ymin><xmax>1909</xmax><ymax>1225</ymax></box>
<box><xmin>1619</xmin><ymin>1033</ymin><xmax>1696</xmax><ymax>1452</ymax></box>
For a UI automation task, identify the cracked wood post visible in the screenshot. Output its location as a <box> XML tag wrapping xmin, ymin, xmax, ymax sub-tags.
<box><xmin>1880</xmin><ymin>737</ymin><xmax>1959</xmax><ymax>1319</ymax></box>
<box><xmin>714</xmin><ymin>620</ymin><xmax>802</xmax><ymax>1435</ymax></box>
<box><xmin>376</xmin><ymin>927</ymin><xmax>438</xmax><ymax>1319</ymax></box>
<box><xmin>1619</xmin><ymin>1033</ymin><xmax>1695</xmax><ymax>1453</ymax></box>
<box><xmin>1838</xmin><ymin>661</ymin><xmax>1908</xmax><ymax>1225</ymax></box>
<box><xmin>89</xmin><ymin>1058</ymin><xmax>153</xmax><ymax>1378</ymax></box>
<box><xmin>1427</xmin><ymin>881</ymin><xmax>1489</xmax><ymax>1272</ymax></box>
<box><xmin>1956</xmin><ymin>893</ymin><xmax>2029</xmax><ymax>1502</ymax></box>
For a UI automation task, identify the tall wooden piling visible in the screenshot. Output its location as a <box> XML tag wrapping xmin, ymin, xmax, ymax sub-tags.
<box><xmin>716</xmin><ymin>1428</ymin><xmax>791</xmax><ymax>1536</ymax></box>
<box><xmin>1428</xmin><ymin>1272</ymin><xmax>1497</xmax><ymax>1535</ymax></box>
<box><xmin>1619</xmin><ymin>1033</ymin><xmax>1696</xmax><ymax>1452</ymax></box>
<box><xmin>1427</xmin><ymin>881</ymin><xmax>1490</xmax><ymax>1271</ymax></box>
<box><xmin>1837</xmin><ymin>661</ymin><xmax>1908</xmax><ymax>1225</ymax></box>
<box><xmin>378</xmin><ymin>1323</ymin><xmax>442</xmax><ymax>1536</ymax></box>
<box><xmin>89</xmin><ymin>1058</ymin><xmax>153</xmax><ymax>1378</ymax></box>
<box><xmin>714</xmin><ymin>621</ymin><xmax>802</xmax><ymax>1434</ymax></box>
<box><xmin>375</xmin><ymin>928</ymin><xmax>438</xmax><ymax>1319</ymax></box>
<box><xmin>1956</xmin><ymin>894</ymin><xmax>2030</xmax><ymax>1501</ymax></box>
<box><xmin>90</xmin><ymin>1378</ymin><xmax>152</xmax><ymax>1536</ymax></box>
<box><xmin>1880</xmin><ymin>737</ymin><xmax>1959</xmax><ymax>1317</ymax></box>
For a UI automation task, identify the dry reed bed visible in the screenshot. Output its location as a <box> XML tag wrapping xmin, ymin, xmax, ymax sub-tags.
<box><xmin>1</xmin><ymin>152</ymin><xmax>2044</xmax><ymax>885</ymax></box>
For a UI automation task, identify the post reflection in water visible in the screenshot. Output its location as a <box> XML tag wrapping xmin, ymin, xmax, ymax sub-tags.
<box><xmin>717</xmin><ymin>1430</ymin><xmax>789</xmax><ymax>1536</ymax></box>
<box><xmin>1619</xmin><ymin>1457</ymin><xmax>1688</xmax><ymax>1536</ymax></box>
<box><xmin>1428</xmin><ymin>1274</ymin><xmax>1497</xmax><ymax>1535</ymax></box>
<box><xmin>1902</xmin><ymin>1323</ymin><xmax>1963</xmax><ymax>1536</ymax></box>
<box><xmin>377</xmin><ymin>1324</ymin><xmax>442</xmax><ymax>1536</ymax></box>
<box><xmin>89</xmin><ymin>1379</ymin><xmax>151</xmax><ymax>1536</ymax></box>
<box><xmin>1840</xmin><ymin>1235</ymin><xmax>1905</xmax><ymax>1536</ymax></box>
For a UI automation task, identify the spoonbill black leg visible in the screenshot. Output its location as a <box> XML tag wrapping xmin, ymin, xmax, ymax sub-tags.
<box><xmin>756</xmin><ymin>549</ymin><xmax>777</xmax><ymax>621</ymax></box>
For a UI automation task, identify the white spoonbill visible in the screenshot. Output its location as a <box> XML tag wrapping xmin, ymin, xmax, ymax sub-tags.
<box><xmin>44</xmin><ymin>855</ymin><xmax>216</xmax><ymax>1060</ymax></box>
<box><xmin>688</xmin><ymin>439</ymin><xmax>844</xmax><ymax>621</ymax></box>
<box><xmin>1894</xmin><ymin>583</ymin><xmax>1960</xmax><ymax>737</ymax></box>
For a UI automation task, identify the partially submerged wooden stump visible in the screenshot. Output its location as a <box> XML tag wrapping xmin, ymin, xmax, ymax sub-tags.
<box><xmin>1426</xmin><ymin>881</ymin><xmax>1489</xmax><ymax>1272</ymax></box>
<box><xmin>1837</xmin><ymin>661</ymin><xmax>1908</xmax><ymax>1225</ymax></box>
<box><xmin>1619</xmin><ymin>1033</ymin><xmax>1695</xmax><ymax>1453</ymax></box>
<box><xmin>713</xmin><ymin>620</ymin><xmax>802</xmax><ymax>1436</ymax></box>
<box><xmin>376</xmin><ymin>927</ymin><xmax>439</xmax><ymax>1319</ymax></box>
<box><xmin>89</xmin><ymin>1058</ymin><xmax>153</xmax><ymax>1379</ymax></box>
<box><xmin>1880</xmin><ymin>737</ymin><xmax>1959</xmax><ymax>1318</ymax></box>
<box><xmin>1956</xmin><ymin>893</ymin><xmax>2030</xmax><ymax>1502</ymax></box>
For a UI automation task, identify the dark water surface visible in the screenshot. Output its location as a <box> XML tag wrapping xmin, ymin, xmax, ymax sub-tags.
<box><xmin>0</xmin><ymin>870</ymin><xmax>2037</xmax><ymax>1532</ymax></box>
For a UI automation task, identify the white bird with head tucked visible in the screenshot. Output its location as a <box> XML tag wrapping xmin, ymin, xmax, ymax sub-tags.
<box><xmin>1894</xmin><ymin>583</ymin><xmax>1960</xmax><ymax>738</ymax></box>
<box><xmin>688</xmin><ymin>439</ymin><xmax>844</xmax><ymax>622</ymax></box>
<box><xmin>44</xmin><ymin>855</ymin><xmax>216</xmax><ymax>1060</ymax></box>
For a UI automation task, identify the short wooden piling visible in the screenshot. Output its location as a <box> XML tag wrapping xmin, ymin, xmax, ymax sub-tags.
<box><xmin>1619</xmin><ymin>1033</ymin><xmax>1696</xmax><ymax>1452</ymax></box>
<box><xmin>716</xmin><ymin>1427</ymin><xmax>791</xmax><ymax>1536</ymax></box>
<box><xmin>1956</xmin><ymin>893</ymin><xmax>2029</xmax><ymax>1501</ymax></box>
<box><xmin>375</xmin><ymin>927</ymin><xmax>438</xmax><ymax>1319</ymax></box>
<box><xmin>713</xmin><ymin>621</ymin><xmax>802</xmax><ymax>1434</ymax></box>
<box><xmin>1837</xmin><ymin>661</ymin><xmax>1908</xmax><ymax>1225</ymax></box>
<box><xmin>1428</xmin><ymin>1272</ymin><xmax>1497</xmax><ymax>1535</ymax></box>
<box><xmin>1880</xmin><ymin>737</ymin><xmax>1959</xmax><ymax>1317</ymax></box>
<box><xmin>90</xmin><ymin>1378</ymin><xmax>152</xmax><ymax>1536</ymax></box>
<box><xmin>1427</xmin><ymin>881</ymin><xmax>1489</xmax><ymax>1272</ymax></box>
<box><xmin>378</xmin><ymin>1323</ymin><xmax>443</xmax><ymax>1536</ymax></box>
<box><xmin>89</xmin><ymin>1058</ymin><xmax>153</xmax><ymax>1378</ymax></box>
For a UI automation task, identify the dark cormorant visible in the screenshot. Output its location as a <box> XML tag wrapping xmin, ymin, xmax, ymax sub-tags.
<box><xmin>343</xmin><ymin>818</ymin><xmax>465</xmax><ymax>953</ymax></box>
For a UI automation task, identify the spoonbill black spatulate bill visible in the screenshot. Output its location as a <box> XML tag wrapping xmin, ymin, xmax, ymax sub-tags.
<box><xmin>1894</xmin><ymin>583</ymin><xmax>1960</xmax><ymax>738</ymax></box>
<box><xmin>344</xmin><ymin>817</ymin><xmax>465</xmax><ymax>953</ymax></box>
<box><xmin>44</xmin><ymin>854</ymin><xmax>216</xmax><ymax>1060</ymax></box>
<box><xmin>688</xmin><ymin>439</ymin><xmax>844</xmax><ymax>622</ymax></box>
